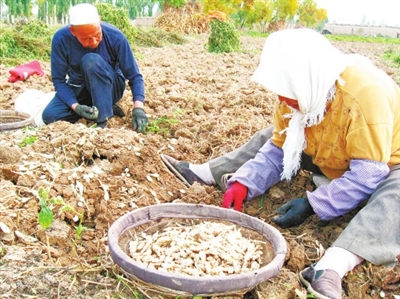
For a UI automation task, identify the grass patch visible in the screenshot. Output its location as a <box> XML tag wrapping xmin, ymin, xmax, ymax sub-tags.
<box><xmin>0</xmin><ymin>5</ymin><xmax>186</xmax><ymax>67</ymax></box>
<box><xmin>0</xmin><ymin>21</ymin><xmax>53</xmax><ymax>65</ymax></box>
<box><xmin>0</xmin><ymin>23</ymin><xmax>186</xmax><ymax>66</ymax></box>
<box><xmin>245</xmin><ymin>30</ymin><xmax>269</xmax><ymax>38</ymax></box>
<box><xmin>383</xmin><ymin>46</ymin><xmax>400</xmax><ymax>84</ymax></box>
<box><xmin>325</xmin><ymin>34</ymin><xmax>400</xmax><ymax>45</ymax></box>
<box><xmin>384</xmin><ymin>47</ymin><xmax>400</xmax><ymax>67</ymax></box>
<box><xmin>134</xmin><ymin>27</ymin><xmax>187</xmax><ymax>47</ymax></box>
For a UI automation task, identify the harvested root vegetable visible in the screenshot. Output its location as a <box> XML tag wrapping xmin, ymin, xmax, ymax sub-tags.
<box><xmin>128</xmin><ymin>219</ymin><xmax>268</xmax><ymax>276</ymax></box>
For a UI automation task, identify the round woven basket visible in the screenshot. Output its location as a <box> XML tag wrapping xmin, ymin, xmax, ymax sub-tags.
<box><xmin>108</xmin><ymin>203</ymin><xmax>287</xmax><ymax>296</ymax></box>
<box><xmin>0</xmin><ymin>110</ymin><xmax>34</xmax><ymax>131</ymax></box>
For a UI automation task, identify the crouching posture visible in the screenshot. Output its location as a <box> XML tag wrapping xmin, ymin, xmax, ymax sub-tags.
<box><xmin>42</xmin><ymin>3</ymin><xmax>148</xmax><ymax>131</ymax></box>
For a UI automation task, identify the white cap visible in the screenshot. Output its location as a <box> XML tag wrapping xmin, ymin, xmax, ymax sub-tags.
<box><xmin>69</xmin><ymin>3</ymin><xmax>100</xmax><ymax>25</ymax></box>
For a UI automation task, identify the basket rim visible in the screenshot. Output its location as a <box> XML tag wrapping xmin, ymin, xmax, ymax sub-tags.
<box><xmin>0</xmin><ymin>110</ymin><xmax>34</xmax><ymax>130</ymax></box>
<box><xmin>108</xmin><ymin>203</ymin><xmax>287</xmax><ymax>296</ymax></box>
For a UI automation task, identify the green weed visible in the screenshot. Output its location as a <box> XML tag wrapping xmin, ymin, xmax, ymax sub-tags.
<box><xmin>37</xmin><ymin>187</ymin><xmax>54</xmax><ymax>230</ymax></box>
<box><xmin>18</xmin><ymin>135</ymin><xmax>38</xmax><ymax>148</ymax></box>
<box><xmin>0</xmin><ymin>247</ymin><xmax>7</xmax><ymax>259</ymax></box>
<box><xmin>114</xmin><ymin>274</ymin><xmax>144</xmax><ymax>299</ymax></box>
<box><xmin>18</xmin><ymin>127</ymin><xmax>39</xmax><ymax>148</ymax></box>
<box><xmin>383</xmin><ymin>47</ymin><xmax>400</xmax><ymax>67</ymax></box>
<box><xmin>147</xmin><ymin>116</ymin><xmax>179</xmax><ymax>136</ymax></box>
<box><xmin>54</xmin><ymin>199</ymin><xmax>87</xmax><ymax>241</ymax></box>
<box><xmin>259</xmin><ymin>194</ymin><xmax>265</xmax><ymax>209</ymax></box>
<box><xmin>37</xmin><ymin>187</ymin><xmax>86</xmax><ymax>241</ymax></box>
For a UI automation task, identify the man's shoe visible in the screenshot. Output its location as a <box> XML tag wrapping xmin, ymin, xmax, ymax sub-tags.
<box><xmin>112</xmin><ymin>104</ymin><xmax>125</xmax><ymax>117</ymax></box>
<box><xmin>160</xmin><ymin>154</ymin><xmax>206</xmax><ymax>188</ymax></box>
<box><xmin>96</xmin><ymin>120</ymin><xmax>108</xmax><ymax>128</ymax></box>
<box><xmin>299</xmin><ymin>264</ymin><xmax>342</xmax><ymax>299</ymax></box>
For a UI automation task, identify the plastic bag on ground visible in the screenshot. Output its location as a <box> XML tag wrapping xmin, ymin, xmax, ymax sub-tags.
<box><xmin>14</xmin><ymin>89</ymin><xmax>55</xmax><ymax>127</ymax></box>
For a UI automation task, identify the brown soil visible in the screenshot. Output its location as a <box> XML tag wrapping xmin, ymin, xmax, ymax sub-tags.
<box><xmin>0</xmin><ymin>34</ymin><xmax>399</xmax><ymax>299</ymax></box>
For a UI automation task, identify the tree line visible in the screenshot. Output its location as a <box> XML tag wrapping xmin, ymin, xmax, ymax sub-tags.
<box><xmin>0</xmin><ymin>0</ymin><xmax>327</xmax><ymax>30</ymax></box>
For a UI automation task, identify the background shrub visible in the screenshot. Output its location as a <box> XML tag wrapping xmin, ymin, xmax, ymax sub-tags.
<box><xmin>207</xmin><ymin>19</ymin><xmax>240</xmax><ymax>53</ymax></box>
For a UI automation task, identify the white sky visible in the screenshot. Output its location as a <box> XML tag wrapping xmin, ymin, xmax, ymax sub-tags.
<box><xmin>315</xmin><ymin>0</ymin><xmax>400</xmax><ymax>27</ymax></box>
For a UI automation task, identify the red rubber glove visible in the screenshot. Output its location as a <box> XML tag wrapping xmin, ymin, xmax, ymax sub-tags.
<box><xmin>222</xmin><ymin>181</ymin><xmax>248</xmax><ymax>212</ymax></box>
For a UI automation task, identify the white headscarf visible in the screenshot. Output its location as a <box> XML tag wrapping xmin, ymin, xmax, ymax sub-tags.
<box><xmin>251</xmin><ymin>28</ymin><xmax>351</xmax><ymax>181</ymax></box>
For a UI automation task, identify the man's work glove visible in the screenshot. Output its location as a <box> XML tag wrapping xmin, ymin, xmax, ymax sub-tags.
<box><xmin>132</xmin><ymin>107</ymin><xmax>148</xmax><ymax>133</ymax></box>
<box><xmin>222</xmin><ymin>181</ymin><xmax>248</xmax><ymax>212</ymax></box>
<box><xmin>75</xmin><ymin>105</ymin><xmax>99</xmax><ymax>120</ymax></box>
<box><xmin>272</xmin><ymin>197</ymin><xmax>314</xmax><ymax>228</ymax></box>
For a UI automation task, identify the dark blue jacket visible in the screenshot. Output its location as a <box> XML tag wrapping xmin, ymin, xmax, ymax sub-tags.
<box><xmin>50</xmin><ymin>22</ymin><xmax>145</xmax><ymax>107</ymax></box>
